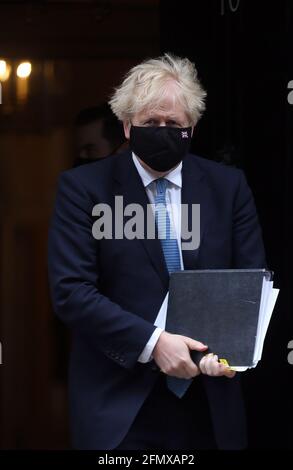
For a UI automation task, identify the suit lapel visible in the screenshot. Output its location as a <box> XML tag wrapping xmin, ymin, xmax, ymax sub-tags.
<box><xmin>113</xmin><ymin>151</ymin><xmax>169</xmax><ymax>289</ymax></box>
<box><xmin>181</xmin><ymin>154</ymin><xmax>211</xmax><ymax>270</ymax></box>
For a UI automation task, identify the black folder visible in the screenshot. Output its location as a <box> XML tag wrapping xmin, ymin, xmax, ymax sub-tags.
<box><xmin>165</xmin><ymin>269</ymin><xmax>274</xmax><ymax>369</ymax></box>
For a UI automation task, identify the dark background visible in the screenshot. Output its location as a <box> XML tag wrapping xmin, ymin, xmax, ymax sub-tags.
<box><xmin>0</xmin><ymin>0</ymin><xmax>292</xmax><ymax>449</ymax></box>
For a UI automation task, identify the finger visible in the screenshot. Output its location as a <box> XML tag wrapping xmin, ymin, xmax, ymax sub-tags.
<box><xmin>222</xmin><ymin>367</ymin><xmax>236</xmax><ymax>378</ymax></box>
<box><xmin>216</xmin><ymin>361</ymin><xmax>236</xmax><ymax>378</ymax></box>
<box><xmin>206</xmin><ymin>354</ymin><xmax>226</xmax><ymax>376</ymax></box>
<box><xmin>198</xmin><ymin>356</ymin><xmax>205</xmax><ymax>374</ymax></box>
<box><xmin>199</xmin><ymin>353</ymin><xmax>210</xmax><ymax>374</ymax></box>
<box><xmin>200</xmin><ymin>354</ymin><xmax>237</xmax><ymax>378</ymax></box>
<box><xmin>204</xmin><ymin>354</ymin><xmax>218</xmax><ymax>375</ymax></box>
<box><xmin>207</xmin><ymin>355</ymin><xmax>224</xmax><ymax>376</ymax></box>
<box><xmin>184</xmin><ymin>358</ymin><xmax>201</xmax><ymax>378</ymax></box>
<box><xmin>183</xmin><ymin>336</ymin><xmax>208</xmax><ymax>351</ymax></box>
<box><xmin>169</xmin><ymin>362</ymin><xmax>200</xmax><ymax>379</ymax></box>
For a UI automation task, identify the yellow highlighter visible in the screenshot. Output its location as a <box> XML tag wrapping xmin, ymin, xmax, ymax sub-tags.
<box><xmin>219</xmin><ymin>358</ymin><xmax>230</xmax><ymax>367</ymax></box>
<box><xmin>219</xmin><ymin>358</ymin><xmax>237</xmax><ymax>372</ymax></box>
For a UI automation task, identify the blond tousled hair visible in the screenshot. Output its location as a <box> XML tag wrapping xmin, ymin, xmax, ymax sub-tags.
<box><xmin>109</xmin><ymin>53</ymin><xmax>207</xmax><ymax>125</ymax></box>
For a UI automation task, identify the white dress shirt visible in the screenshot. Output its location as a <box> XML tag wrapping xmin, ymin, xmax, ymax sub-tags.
<box><xmin>131</xmin><ymin>153</ymin><xmax>184</xmax><ymax>363</ymax></box>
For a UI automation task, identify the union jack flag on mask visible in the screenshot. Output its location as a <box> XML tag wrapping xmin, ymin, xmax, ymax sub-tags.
<box><xmin>181</xmin><ymin>131</ymin><xmax>189</xmax><ymax>138</ymax></box>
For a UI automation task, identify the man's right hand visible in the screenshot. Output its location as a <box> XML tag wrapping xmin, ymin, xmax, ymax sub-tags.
<box><xmin>152</xmin><ymin>331</ymin><xmax>208</xmax><ymax>379</ymax></box>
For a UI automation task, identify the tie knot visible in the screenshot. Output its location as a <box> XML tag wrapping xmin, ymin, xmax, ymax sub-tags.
<box><xmin>155</xmin><ymin>178</ymin><xmax>168</xmax><ymax>196</ymax></box>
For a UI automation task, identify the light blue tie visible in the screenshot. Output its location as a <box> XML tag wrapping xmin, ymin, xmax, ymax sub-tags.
<box><xmin>154</xmin><ymin>178</ymin><xmax>193</xmax><ymax>398</ymax></box>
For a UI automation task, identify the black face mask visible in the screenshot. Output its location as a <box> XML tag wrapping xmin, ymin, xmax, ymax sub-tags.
<box><xmin>129</xmin><ymin>126</ymin><xmax>192</xmax><ymax>172</ymax></box>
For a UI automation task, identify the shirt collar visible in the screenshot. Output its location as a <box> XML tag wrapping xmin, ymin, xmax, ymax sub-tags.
<box><xmin>132</xmin><ymin>152</ymin><xmax>182</xmax><ymax>189</ymax></box>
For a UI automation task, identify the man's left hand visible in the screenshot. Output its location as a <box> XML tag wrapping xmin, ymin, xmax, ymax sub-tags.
<box><xmin>199</xmin><ymin>353</ymin><xmax>236</xmax><ymax>378</ymax></box>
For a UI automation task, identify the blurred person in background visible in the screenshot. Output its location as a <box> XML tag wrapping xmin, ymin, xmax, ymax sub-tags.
<box><xmin>73</xmin><ymin>102</ymin><xmax>127</xmax><ymax>167</ymax></box>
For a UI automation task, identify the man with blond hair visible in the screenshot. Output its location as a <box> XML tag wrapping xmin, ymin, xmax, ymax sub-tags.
<box><xmin>48</xmin><ymin>54</ymin><xmax>266</xmax><ymax>450</ymax></box>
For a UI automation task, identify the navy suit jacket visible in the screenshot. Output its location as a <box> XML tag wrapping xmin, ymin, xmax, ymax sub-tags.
<box><xmin>48</xmin><ymin>150</ymin><xmax>266</xmax><ymax>449</ymax></box>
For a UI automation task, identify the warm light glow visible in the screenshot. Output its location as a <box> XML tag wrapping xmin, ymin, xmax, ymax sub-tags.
<box><xmin>16</xmin><ymin>62</ymin><xmax>32</xmax><ymax>79</ymax></box>
<box><xmin>0</xmin><ymin>60</ymin><xmax>6</xmax><ymax>76</ymax></box>
<box><xmin>0</xmin><ymin>60</ymin><xmax>11</xmax><ymax>81</ymax></box>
